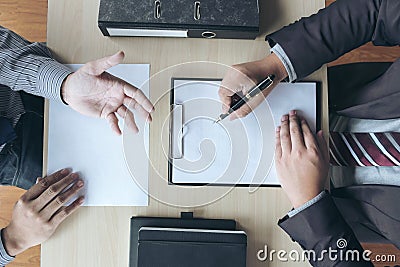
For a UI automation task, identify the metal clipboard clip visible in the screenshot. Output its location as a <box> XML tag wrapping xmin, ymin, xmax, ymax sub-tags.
<box><xmin>169</xmin><ymin>104</ymin><xmax>184</xmax><ymax>159</ymax></box>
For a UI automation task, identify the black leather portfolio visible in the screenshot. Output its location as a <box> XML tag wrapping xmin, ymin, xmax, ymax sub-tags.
<box><xmin>129</xmin><ymin>212</ymin><xmax>247</xmax><ymax>267</ymax></box>
<box><xmin>98</xmin><ymin>0</ymin><xmax>259</xmax><ymax>39</ymax></box>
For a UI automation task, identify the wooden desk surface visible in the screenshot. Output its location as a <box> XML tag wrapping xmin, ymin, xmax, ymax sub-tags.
<box><xmin>42</xmin><ymin>0</ymin><xmax>327</xmax><ymax>266</ymax></box>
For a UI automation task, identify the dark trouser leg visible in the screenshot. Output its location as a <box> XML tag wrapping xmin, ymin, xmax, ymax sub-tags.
<box><xmin>0</xmin><ymin>92</ymin><xmax>44</xmax><ymax>190</ymax></box>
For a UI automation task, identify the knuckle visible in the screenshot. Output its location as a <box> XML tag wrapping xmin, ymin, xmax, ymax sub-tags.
<box><xmin>295</xmin><ymin>150</ymin><xmax>303</xmax><ymax>158</ymax></box>
<box><xmin>47</xmin><ymin>185</ymin><xmax>58</xmax><ymax>196</ymax></box>
<box><xmin>309</xmin><ymin>147</ymin><xmax>320</xmax><ymax>157</ymax></box>
<box><xmin>59</xmin><ymin>209</ymin><xmax>69</xmax><ymax>219</ymax></box>
<box><xmin>281</xmin><ymin>120</ymin><xmax>289</xmax><ymax>126</ymax></box>
<box><xmin>26</xmin><ymin>207</ymin><xmax>36</xmax><ymax>217</ymax></box>
<box><xmin>290</xmin><ymin>127</ymin><xmax>299</xmax><ymax>134</ymax></box>
<box><xmin>35</xmin><ymin>215</ymin><xmax>47</xmax><ymax>224</ymax></box>
<box><xmin>55</xmin><ymin>196</ymin><xmax>66</xmax><ymax>206</ymax></box>
<box><xmin>16</xmin><ymin>198</ymin><xmax>27</xmax><ymax>209</ymax></box>
<box><xmin>19</xmin><ymin>194</ymin><xmax>28</xmax><ymax>203</ymax></box>
<box><xmin>281</xmin><ymin>133</ymin><xmax>290</xmax><ymax>139</ymax></box>
<box><xmin>218</xmin><ymin>89</ymin><xmax>227</xmax><ymax>96</ymax></box>
<box><xmin>277</xmin><ymin>158</ymin><xmax>289</xmax><ymax>168</ymax></box>
<box><xmin>39</xmin><ymin>178</ymin><xmax>49</xmax><ymax>188</ymax></box>
<box><xmin>236</xmin><ymin>111</ymin><xmax>245</xmax><ymax>118</ymax></box>
<box><xmin>43</xmin><ymin>222</ymin><xmax>54</xmax><ymax>231</ymax></box>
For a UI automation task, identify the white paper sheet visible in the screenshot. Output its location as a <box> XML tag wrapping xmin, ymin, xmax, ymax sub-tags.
<box><xmin>47</xmin><ymin>64</ymin><xmax>150</xmax><ymax>206</ymax></box>
<box><xmin>170</xmin><ymin>79</ymin><xmax>316</xmax><ymax>185</ymax></box>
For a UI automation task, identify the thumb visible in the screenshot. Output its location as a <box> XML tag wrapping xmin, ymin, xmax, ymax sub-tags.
<box><xmin>81</xmin><ymin>51</ymin><xmax>125</xmax><ymax>76</ymax></box>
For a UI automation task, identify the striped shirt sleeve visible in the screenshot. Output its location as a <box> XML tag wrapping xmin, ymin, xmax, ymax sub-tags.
<box><xmin>0</xmin><ymin>229</ymin><xmax>15</xmax><ymax>266</ymax></box>
<box><xmin>0</xmin><ymin>26</ymin><xmax>71</xmax><ymax>101</ymax></box>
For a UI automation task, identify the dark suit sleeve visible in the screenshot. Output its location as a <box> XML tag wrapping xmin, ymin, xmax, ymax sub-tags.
<box><xmin>266</xmin><ymin>0</ymin><xmax>400</xmax><ymax>79</ymax></box>
<box><xmin>278</xmin><ymin>193</ymin><xmax>373</xmax><ymax>266</ymax></box>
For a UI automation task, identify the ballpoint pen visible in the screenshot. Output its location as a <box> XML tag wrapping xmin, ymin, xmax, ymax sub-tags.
<box><xmin>214</xmin><ymin>74</ymin><xmax>275</xmax><ymax>124</ymax></box>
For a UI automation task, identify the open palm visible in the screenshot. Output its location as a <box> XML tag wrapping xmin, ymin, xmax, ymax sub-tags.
<box><xmin>61</xmin><ymin>51</ymin><xmax>154</xmax><ymax>134</ymax></box>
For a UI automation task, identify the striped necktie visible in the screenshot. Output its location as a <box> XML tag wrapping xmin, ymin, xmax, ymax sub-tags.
<box><xmin>329</xmin><ymin>132</ymin><xmax>400</xmax><ymax>166</ymax></box>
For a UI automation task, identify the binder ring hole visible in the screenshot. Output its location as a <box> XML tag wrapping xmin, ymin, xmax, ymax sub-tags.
<box><xmin>194</xmin><ymin>1</ymin><xmax>201</xmax><ymax>20</ymax></box>
<box><xmin>201</xmin><ymin>31</ymin><xmax>216</xmax><ymax>38</ymax></box>
<box><xmin>154</xmin><ymin>0</ymin><xmax>161</xmax><ymax>19</ymax></box>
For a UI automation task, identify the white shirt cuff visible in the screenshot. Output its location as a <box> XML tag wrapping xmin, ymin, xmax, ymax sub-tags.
<box><xmin>270</xmin><ymin>44</ymin><xmax>297</xmax><ymax>82</ymax></box>
<box><xmin>287</xmin><ymin>191</ymin><xmax>327</xmax><ymax>217</ymax></box>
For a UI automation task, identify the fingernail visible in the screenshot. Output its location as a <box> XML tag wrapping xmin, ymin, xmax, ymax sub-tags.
<box><xmin>276</xmin><ymin>126</ymin><xmax>281</xmax><ymax>132</ymax></box>
<box><xmin>79</xmin><ymin>196</ymin><xmax>85</xmax><ymax>203</ymax></box>
<box><xmin>77</xmin><ymin>180</ymin><xmax>84</xmax><ymax>187</ymax></box>
<box><xmin>289</xmin><ymin>110</ymin><xmax>296</xmax><ymax>115</ymax></box>
<box><xmin>61</xmin><ymin>168</ymin><xmax>70</xmax><ymax>175</ymax></box>
<box><xmin>281</xmin><ymin>115</ymin><xmax>288</xmax><ymax>121</ymax></box>
<box><xmin>71</xmin><ymin>173</ymin><xmax>79</xmax><ymax>179</ymax></box>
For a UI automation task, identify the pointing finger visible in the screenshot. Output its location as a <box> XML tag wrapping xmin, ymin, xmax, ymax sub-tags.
<box><xmin>123</xmin><ymin>84</ymin><xmax>154</xmax><ymax>113</ymax></box>
<box><xmin>117</xmin><ymin>105</ymin><xmax>139</xmax><ymax>134</ymax></box>
<box><xmin>275</xmin><ymin>126</ymin><xmax>282</xmax><ymax>160</ymax></box>
<box><xmin>123</xmin><ymin>97</ymin><xmax>152</xmax><ymax>122</ymax></box>
<box><xmin>289</xmin><ymin>110</ymin><xmax>305</xmax><ymax>149</ymax></box>
<box><xmin>106</xmin><ymin>113</ymin><xmax>122</xmax><ymax>135</ymax></box>
<box><xmin>280</xmin><ymin>114</ymin><xmax>291</xmax><ymax>153</ymax></box>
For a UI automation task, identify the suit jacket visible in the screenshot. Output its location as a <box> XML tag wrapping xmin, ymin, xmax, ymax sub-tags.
<box><xmin>267</xmin><ymin>0</ymin><xmax>400</xmax><ymax>120</ymax></box>
<box><xmin>265</xmin><ymin>0</ymin><xmax>400</xmax><ymax>266</ymax></box>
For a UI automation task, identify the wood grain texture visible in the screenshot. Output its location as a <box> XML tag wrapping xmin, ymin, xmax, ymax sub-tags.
<box><xmin>0</xmin><ymin>187</ymin><xmax>40</xmax><ymax>267</ymax></box>
<box><xmin>0</xmin><ymin>0</ymin><xmax>47</xmax><ymax>42</ymax></box>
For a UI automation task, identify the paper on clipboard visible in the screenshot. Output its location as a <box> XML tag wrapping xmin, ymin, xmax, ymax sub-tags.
<box><xmin>169</xmin><ymin>79</ymin><xmax>317</xmax><ymax>186</ymax></box>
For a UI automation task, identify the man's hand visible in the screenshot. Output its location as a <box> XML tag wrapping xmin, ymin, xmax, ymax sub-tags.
<box><xmin>2</xmin><ymin>169</ymin><xmax>84</xmax><ymax>256</ymax></box>
<box><xmin>218</xmin><ymin>53</ymin><xmax>287</xmax><ymax>120</ymax></box>
<box><xmin>61</xmin><ymin>51</ymin><xmax>154</xmax><ymax>135</ymax></box>
<box><xmin>275</xmin><ymin>110</ymin><xmax>329</xmax><ymax>208</ymax></box>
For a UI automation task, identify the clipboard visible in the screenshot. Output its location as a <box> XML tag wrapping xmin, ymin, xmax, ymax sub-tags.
<box><xmin>168</xmin><ymin>78</ymin><xmax>317</xmax><ymax>186</ymax></box>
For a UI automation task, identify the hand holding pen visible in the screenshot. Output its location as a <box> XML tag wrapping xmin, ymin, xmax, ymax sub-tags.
<box><xmin>217</xmin><ymin>54</ymin><xmax>288</xmax><ymax>121</ymax></box>
<box><xmin>215</xmin><ymin>74</ymin><xmax>275</xmax><ymax>123</ymax></box>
